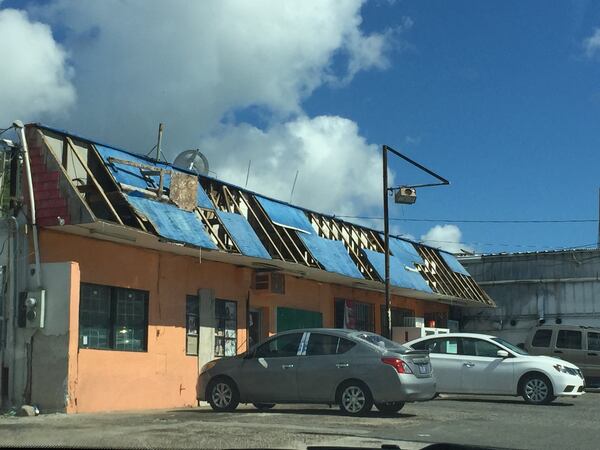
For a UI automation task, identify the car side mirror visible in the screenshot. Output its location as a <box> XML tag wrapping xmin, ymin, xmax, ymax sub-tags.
<box><xmin>497</xmin><ymin>350</ymin><xmax>509</xmax><ymax>358</ymax></box>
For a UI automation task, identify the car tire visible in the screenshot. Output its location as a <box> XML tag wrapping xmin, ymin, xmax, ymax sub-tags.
<box><xmin>520</xmin><ymin>374</ymin><xmax>555</xmax><ymax>405</ymax></box>
<box><xmin>252</xmin><ymin>403</ymin><xmax>275</xmax><ymax>410</ymax></box>
<box><xmin>338</xmin><ymin>381</ymin><xmax>373</xmax><ymax>416</ymax></box>
<box><xmin>375</xmin><ymin>401</ymin><xmax>405</xmax><ymax>414</ymax></box>
<box><xmin>207</xmin><ymin>378</ymin><xmax>240</xmax><ymax>411</ymax></box>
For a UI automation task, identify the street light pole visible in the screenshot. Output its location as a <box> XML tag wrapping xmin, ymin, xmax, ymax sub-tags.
<box><xmin>381</xmin><ymin>144</ymin><xmax>450</xmax><ymax>341</ymax></box>
<box><xmin>382</xmin><ymin>146</ymin><xmax>392</xmax><ymax>339</ymax></box>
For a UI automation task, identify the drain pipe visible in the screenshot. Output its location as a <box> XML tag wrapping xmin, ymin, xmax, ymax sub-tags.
<box><xmin>13</xmin><ymin>121</ymin><xmax>41</xmax><ymax>288</ymax></box>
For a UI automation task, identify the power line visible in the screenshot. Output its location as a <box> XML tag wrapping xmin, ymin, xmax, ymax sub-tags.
<box><xmin>417</xmin><ymin>239</ymin><xmax>598</xmax><ymax>250</ymax></box>
<box><xmin>334</xmin><ymin>215</ymin><xmax>597</xmax><ymax>224</ymax></box>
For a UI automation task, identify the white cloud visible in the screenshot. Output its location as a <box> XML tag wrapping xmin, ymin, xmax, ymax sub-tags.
<box><xmin>420</xmin><ymin>224</ymin><xmax>473</xmax><ymax>254</ymax></box>
<box><xmin>199</xmin><ymin>115</ymin><xmax>393</xmax><ymax>217</ymax></box>
<box><xmin>4</xmin><ymin>1</ymin><xmax>411</xmax><ymax>222</ymax></box>
<box><xmin>583</xmin><ymin>28</ymin><xmax>600</xmax><ymax>58</ymax></box>
<box><xmin>28</xmin><ymin>0</ymin><xmax>395</xmax><ymax>153</ymax></box>
<box><xmin>0</xmin><ymin>8</ymin><xmax>75</xmax><ymax>126</ymax></box>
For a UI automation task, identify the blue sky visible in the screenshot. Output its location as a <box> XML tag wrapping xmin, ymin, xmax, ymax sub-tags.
<box><xmin>304</xmin><ymin>1</ymin><xmax>600</xmax><ymax>252</ymax></box>
<box><xmin>2</xmin><ymin>1</ymin><xmax>599</xmax><ymax>254</ymax></box>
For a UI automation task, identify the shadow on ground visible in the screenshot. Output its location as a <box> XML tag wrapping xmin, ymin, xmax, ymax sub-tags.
<box><xmin>435</xmin><ymin>397</ymin><xmax>574</xmax><ymax>407</ymax></box>
<box><xmin>168</xmin><ymin>407</ymin><xmax>417</xmax><ymax>418</ymax></box>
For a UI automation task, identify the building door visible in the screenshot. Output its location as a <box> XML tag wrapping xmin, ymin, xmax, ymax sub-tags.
<box><xmin>248</xmin><ymin>309</ymin><xmax>262</xmax><ymax>349</ymax></box>
<box><xmin>276</xmin><ymin>307</ymin><xmax>322</xmax><ymax>332</ymax></box>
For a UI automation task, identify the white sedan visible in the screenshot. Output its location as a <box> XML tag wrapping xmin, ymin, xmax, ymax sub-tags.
<box><xmin>406</xmin><ymin>333</ymin><xmax>585</xmax><ymax>405</ymax></box>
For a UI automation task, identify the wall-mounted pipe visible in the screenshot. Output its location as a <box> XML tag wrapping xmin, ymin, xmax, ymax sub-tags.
<box><xmin>14</xmin><ymin>121</ymin><xmax>41</xmax><ymax>289</ymax></box>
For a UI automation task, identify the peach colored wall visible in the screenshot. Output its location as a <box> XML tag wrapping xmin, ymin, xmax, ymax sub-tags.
<box><xmin>39</xmin><ymin>229</ymin><xmax>448</xmax><ymax>413</ymax></box>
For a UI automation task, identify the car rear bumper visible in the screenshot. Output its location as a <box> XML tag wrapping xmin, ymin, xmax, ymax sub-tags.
<box><xmin>372</xmin><ymin>374</ymin><xmax>437</xmax><ymax>403</ymax></box>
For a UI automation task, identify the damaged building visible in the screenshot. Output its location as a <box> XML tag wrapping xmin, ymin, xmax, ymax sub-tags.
<box><xmin>0</xmin><ymin>124</ymin><xmax>494</xmax><ymax>412</ymax></box>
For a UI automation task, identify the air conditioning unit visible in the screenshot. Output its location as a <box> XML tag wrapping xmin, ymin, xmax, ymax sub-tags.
<box><xmin>403</xmin><ymin>316</ymin><xmax>424</xmax><ymax>328</ymax></box>
<box><xmin>392</xmin><ymin>326</ymin><xmax>450</xmax><ymax>344</ymax></box>
<box><xmin>395</xmin><ymin>187</ymin><xmax>417</xmax><ymax>204</ymax></box>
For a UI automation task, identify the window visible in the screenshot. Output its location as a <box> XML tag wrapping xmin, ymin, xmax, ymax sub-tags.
<box><xmin>461</xmin><ymin>338</ymin><xmax>501</xmax><ymax>358</ymax></box>
<box><xmin>354</xmin><ymin>332</ymin><xmax>408</xmax><ymax>353</ymax></box>
<box><xmin>380</xmin><ymin>306</ymin><xmax>414</xmax><ymax>329</ymax></box>
<box><xmin>413</xmin><ymin>337</ymin><xmax>458</xmax><ymax>354</ymax></box>
<box><xmin>186</xmin><ymin>295</ymin><xmax>199</xmax><ymax>356</ymax></box>
<box><xmin>79</xmin><ymin>283</ymin><xmax>148</xmax><ymax>352</ymax></box>
<box><xmin>424</xmin><ymin>311</ymin><xmax>448</xmax><ymax>328</ymax></box>
<box><xmin>557</xmin><ymin>330</ymin><xmax>582</xmax><ymax>350</ymax></box>
<box><xmin>334</xmin><ymin>299</ymin><xmax>374</xmax><ymax>332</ymax></box>
<box><xmin>305</xmin><ymin>333</ymin><xmax>356</xmax><ymax>356</ymax></box>
<box><xmin>255</xmin><ymin>333</ymin><xmax>303</xmax><ymax>358</ymax></box>
<box><xmin>588</xmin><ymin>332</ymin><xmax>600</xmax><ymax>351</ymax></box>
<box><xmin>214</xmin><ymin>299</ymin><xmax>237</xmax><ymax>357</ymax></box>
<box><xmin>531</xmin><ymin>329</ymin><xmax>553</xmax><ymax>348</ymax></box>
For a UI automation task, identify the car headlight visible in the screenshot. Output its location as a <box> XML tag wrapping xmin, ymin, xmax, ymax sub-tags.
<box><xmin>553</xmin><ymin>364</ymin><xmax>578</xmax><ymax>376</ymax></box>
<box><xmin>201</xmin><ymin>360</ymin><xmax>217</xmax><ymax>374</ymax></box>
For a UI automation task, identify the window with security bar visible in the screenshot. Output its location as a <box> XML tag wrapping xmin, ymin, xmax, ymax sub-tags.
<box><xmin>186</xmin><ymin>295</ymin><xmax>199</xmax><ymax>356</ymax></box>
<box><xmin>334</xmin><ymin>299</ymin><xmax>374</xmax><ymax>332</ymax></box>
<box><xmin>380</xmin><ymin>306</ymin><xmax>415</xmax><ymax>330</ymax></box>
<box><xmin>215</xmin><ymin>299</ymin><xmax>237</xmax><ymax>357</ymax></box>
<box><xmin>79</xmin><ymin>283</ymin><xmax>148</xmax><ymax>352</ymax></box>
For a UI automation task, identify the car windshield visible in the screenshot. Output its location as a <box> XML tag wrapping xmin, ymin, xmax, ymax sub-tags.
<box><xmin>492</xmin><ymin>337</ymin><xmax>528</xmax><ymax>355</ymax></box>
<box><xmin>353</xmin><ymin>332</ymin><xmax>408</xmax><ymax>353</ymax></box>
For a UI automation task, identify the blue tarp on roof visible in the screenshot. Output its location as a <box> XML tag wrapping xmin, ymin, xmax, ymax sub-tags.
<box><xmin>95</xmin><ymin>145</ymin><xmax>214</xmax><ymax>210</ymax></box>
<box><xmin>388</xmin><ymin>236</ymin><xmax>424</xmax><ymax>265</ymax></box>
<box><xmin>362</xmin><ymin>248</ymin><xmax>433</xmax><ymax>293</ymax></box>
<box><xmin>298</xmin><ymin>233</ymin><xmax>363</xmax><ymax>279</ymax></box>
<box><xmin>126</xmin><ymin>192</ymin><xmax>217</xmax><ymax>249</ymax></box>
<box><xmin>255</xmin><ymin>196</ymin><xmax>314</xmax><ymax>233</ymax></box>
<box><xmin>439</xmin><ymin>251</ymin><xmax>471</xmax><ymax>277</ymax></box>
<box><xmin>216</xmin><ymin>211</ymin><xmax>271</xmax><ymax>259</ymax></box>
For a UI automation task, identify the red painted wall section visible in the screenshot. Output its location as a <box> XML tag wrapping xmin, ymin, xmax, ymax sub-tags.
<box><xmin>26</xmin><ymin>142</ymin><xmax>70</xmax><ymax>227</ymax></box>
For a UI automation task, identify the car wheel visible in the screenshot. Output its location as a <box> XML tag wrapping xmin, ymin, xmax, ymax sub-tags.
<box><xmin>338</xmin><ymin>381</ymin><xmax>373</xmax><ymax>416</ymax></box>
<box><xmin>375</xmin><ymin>401</ymin><xmax>405</xmax><ymax>414</ymax></box>
<box><xmin>520</xmin><ymin>374</ymin><xmax>554</xmax><ymax>405</ymax></box>
<box><xmin>253</xmin><ymin>403</ymin><xmax>275</xmax><ymax>410</ymax></box>
<box><xmin>207</xmin><ymin>378</ymin><xmax>239</xmax><ymax>411</ymax></box>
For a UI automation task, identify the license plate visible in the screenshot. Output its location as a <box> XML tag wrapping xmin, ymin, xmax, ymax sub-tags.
<box><xmin>418</xmin><ymin>364</ymin><xmax>429</xmax><ymax>374</ymax></box>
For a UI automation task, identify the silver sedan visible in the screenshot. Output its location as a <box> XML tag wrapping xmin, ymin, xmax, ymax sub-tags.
<box><xmin>197</xmin><ymin>328</ymin><xmax>436</xmax><ymax>415</ymax></box>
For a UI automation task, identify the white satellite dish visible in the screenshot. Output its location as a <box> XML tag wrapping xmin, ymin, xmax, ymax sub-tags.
<box><xmin>173</xmin><ymin>149</ymin><xmax>209</xmax><ymax>176</ymax></box>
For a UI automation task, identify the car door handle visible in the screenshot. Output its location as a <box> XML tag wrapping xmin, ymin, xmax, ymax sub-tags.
<box><xmin>463</xmin><ymin>362</ymin><xmax>475</xmax><ymax>368</ymax></box>
<box><xmin>336</xmin><ymin>363</ymin><xmax>349</xmax><ymax>369</ymax></box>
<box><xmin>554</xmin><ymin>350</ymin><xmax>563</xmax><ymax>354</ymax></box>
<box><xmin>589</xmin><ymin>352</ymin><xmax>598</xmax><ymax>356</ymax></box>
<box><xmin>281</xmin><ymin>364</ymin><xmax>294</xmax><ymax>370</ymax></box>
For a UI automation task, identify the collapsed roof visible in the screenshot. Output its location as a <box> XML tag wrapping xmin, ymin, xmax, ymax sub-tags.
<box><xmin>23</xmin><ymin>124</ymin><xmax>494</xmax><ymax>307</ymax></box>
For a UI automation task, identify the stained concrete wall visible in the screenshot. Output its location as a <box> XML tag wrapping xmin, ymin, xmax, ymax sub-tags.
<box><xmin>28</xmin><ymin>262</ymin><xmax>79</xmax><ymax>412</ymax></box>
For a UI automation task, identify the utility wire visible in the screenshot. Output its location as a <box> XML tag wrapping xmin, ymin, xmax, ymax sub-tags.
<box><xmin>335</xmin><ymin>215</ymin><xmax>597</xmax><ymax>224</ymax></box>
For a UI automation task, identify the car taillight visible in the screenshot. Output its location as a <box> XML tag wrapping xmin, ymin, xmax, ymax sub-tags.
<box><xmin>381</xmin><ymin>357</ymin><xmax>413</xmax><ymax>374</ymax></box>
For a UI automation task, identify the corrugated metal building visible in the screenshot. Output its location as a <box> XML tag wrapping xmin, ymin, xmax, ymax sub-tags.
<box><xmin>459</xmin><ymin>249</ymin><xmax>600</xmax><ymax>344</ymax></box>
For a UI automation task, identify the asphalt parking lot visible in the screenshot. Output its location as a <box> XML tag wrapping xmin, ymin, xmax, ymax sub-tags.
<box><xmin>1</xmin><ymin>392</ymin><xmax>599</xmax><ymax>449</ymax></box>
